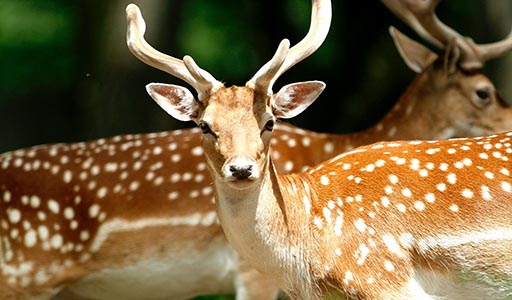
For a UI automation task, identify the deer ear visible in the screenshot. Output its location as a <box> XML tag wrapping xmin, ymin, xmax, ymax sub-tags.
<box><xmin>443</xmin><ymin>40</ymin><xmax>462</xmax><ymax>75</ymax></box>
<box><xmin>146</xmin><ymin>83</ymin><xmax>200</xmax><ymax>122</ymax></box>
<box><xmin>272</xmin><ymin>81</ymin><xmax>325</xmax><ymax>119</ymax></box>
<box><xmin>389</xmin><ymin>26</ymin><xmax>438</xmax><ymax>73</ymax></box>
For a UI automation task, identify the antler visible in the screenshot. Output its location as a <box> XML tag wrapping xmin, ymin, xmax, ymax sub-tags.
<box><xmin>249</xmin><ymin>39</ymin><xmax>291</xmax><ymax>93</ymax></box>
<box><xmin>126</xmin><ymin>4</ymin><xmax>223</xmax><ymax>100</ymax></box>
<box><xmin>381</xmin><ymin>0</ymin><xmax>512</xmax><ymax>70</ymax></box>
<box><xmin>247</xmin><ymin>0</ymin><xmax>332</xmax><ymax>94</ymax></box>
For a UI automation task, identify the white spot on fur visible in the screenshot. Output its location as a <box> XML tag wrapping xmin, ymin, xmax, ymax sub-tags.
<box><xmin>48</xmin><ymin>200</ymin><xmax>60</xmax><ymax>214</ymax></box>
<box><xmin>384</xmin><ymin>260</ymin><xmax>395</xmax><ymax>272</ymax></box>
<box><xmin>461</xmin><ymin>189</ymin><xmax>474</xmax><ymax>199</ymax></box>
<box><xmin>334</xmin><ymin>214</ymin><xmax>343</xmax><ymax>236</ymax></box>
<box><xmin>401</xmin><ymin>188</ymin><xmax>412</xmax><ymax>198</ymax></box>
<box><xmin>481</xmin><ymin>186</ymin><xmax>492</xmax><ymax>201</ymax></box>
<box><xmin>414</xmin><ymin>201</ymin><xmax>425</xmax><ymax>211</ymax></box>
<box><xmin>354</xmin><ymin>218</ymin><xmax>366</xmax><ymax>232</ymax></box>
<box><xmin>354</xmin><ymin>243</ymin><xmax>370</xmax><ymax>265</ymax></box>
<box><xmin>343</xmin><ymin>271</ymin><xmax>353</xmax><ymax>284</ymax></box>
<box><xmin>383</xmin><ymin>235</ymin><xmax>406</xmax><ymax>258</ymax></box>
<box><xmin>324</xmin><ymin>142</ymin><xmax>334</xmax><ymax>153</ymax></box>
<box><xmin>8</xmin><ymin>208</ymin><xmax>21</xmax><ymax>224</ymax></box>
<box><xmin>502</xmin><ymin>181</ymin><xmax>512</xmax><ymax>193</ymax></box>
<box><xmin>320</xmin><ymin>175</ymin><xmax>329</xmax><ymax>186</ymax></box>
<box><xmin>89</xmin><ymin>204</ymin><xmax>100</xmax><ymax>218</ymax></box>
<box><xmin>24</xmin><ymin>230</ymin><xmax>37</xmax><ymax>248</ymax></box>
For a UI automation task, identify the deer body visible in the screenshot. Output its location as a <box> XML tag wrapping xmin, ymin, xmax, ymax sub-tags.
<box><xmin>214</xmin><ymin>128</ymin><xmax>512</xmax><ymax>299</ymax></box>
<box><xmin>0</xmin><ymin>130</ymin><xmax>242</xmax><ymax>300</ymax></box>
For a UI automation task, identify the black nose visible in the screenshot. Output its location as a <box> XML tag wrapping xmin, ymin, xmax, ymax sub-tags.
<box><xmin>229</xmin><ymin>165</ymin><xmax>253</xmax><ymax>180</ymax></box>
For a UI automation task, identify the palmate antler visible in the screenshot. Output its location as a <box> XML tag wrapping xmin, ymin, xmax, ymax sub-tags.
<box><xmin>126</xmin><ymin>1</ymin><xmax>331</xmax><ymax>100</ymax></box>
<box><xmin>382</xmin><ymin>0</ymin><xmax>512</xmax><ymax>70</ymax></box>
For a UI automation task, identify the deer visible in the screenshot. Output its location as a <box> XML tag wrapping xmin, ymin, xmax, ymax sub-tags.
<box><xmin>134</xmin><ymin>0</ymin><xmax>512</xmax><ymax>298</ymax></box>
<box><xmin>273</xmin><ymin>20</ymin><xmax>512</xmax><ymax>172</ymax></box>
<box><xmin>2</xmin><ymin>0</ymin><xmax>512</xmax><ymax>299</ymax></box>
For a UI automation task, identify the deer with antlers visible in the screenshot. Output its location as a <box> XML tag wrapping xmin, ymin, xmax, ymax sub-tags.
<box><xmin>135</xmin><ymin>0</ymin><xmax>512</xmax><ymax>299</ymax></box>
<box><xmin>2</xmin><ymin>0</ymin><xmax>512</xmax><ymax>299</ymax></box>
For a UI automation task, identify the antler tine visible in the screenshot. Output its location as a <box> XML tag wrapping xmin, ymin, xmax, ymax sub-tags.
<box><xmin>381</xmin><ymin>0</ymin><xmax>443</xmax><ymax>48</ymax></box>
<box><xmin>248</xmin><ymin>0</ymin><xmax>332</xmax><ymax>93</ymax></box>
<box><xmin>472</xmin><ymin>27</ymin><xmax>512</xmax><ymax>64</ymax></box>
<box><xmin>247</xmin><ymin>39</ymin><xmax>290</xmax><ymax>94</ymax></box>
<box><xmin>126</xmin><ymin>4</ymin><xmax>222</xmax><ymax>100</ymax></box>
<box><xmin>383</xmin><ymin>0</ymin><xmax>512</xmax><ymax>70</ymax></box>
<box><xmin>273</xmin><ymin>0</ymin><xmax>331</xmax><ymax>82</ymax></box>
<box><xmin>392</xmin><ymin>0</ymin><xmax>485</xmax><ymax>69</ymax></box>
<box><xmin>381</xmin><ymin>0</ymin><xmax>464</xmax><ymax>49</ymax></box>
<box><xmin>403</xmin><ymin>0</ymin><xmax>465</xmax><ymax>46</ymax></box>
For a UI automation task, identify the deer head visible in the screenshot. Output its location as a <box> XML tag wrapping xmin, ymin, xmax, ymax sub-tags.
<box><xmin>383</xmin><ymin>0</ymin><xmax>512</xmax><ymax>138</ymax></box>
<box><xmin>126</xmin><ymin>1</ymin><xmax>330</xmax><ymax>190</ymax></box>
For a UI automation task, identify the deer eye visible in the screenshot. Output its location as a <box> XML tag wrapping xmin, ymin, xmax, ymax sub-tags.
<box><xmin>199</xmin><ymin>122</ymin><xmax>212</xmax><ymax>135</ymax></box>
<box><xmin>474</xmin><ymin>87</ymin><xmax>492</xmax><ymax>108</ymax></box>
<box><xmin>264</xmin><ymin>120</ymin><xmax>275</xmax><ymax>132</ymax></box>
<box><xmin>476</xmin><ymin>88</ymin><xmax>490</xmax><ymax>101</ymax></box>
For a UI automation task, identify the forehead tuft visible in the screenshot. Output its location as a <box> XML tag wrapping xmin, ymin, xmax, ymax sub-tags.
<box><xmin>204</xmin><ymin>86</ymin><xmax>269</xmax><ymax>121</ymax></box>
<box><xmin>212</xmin><ymin>86</ymin><xmax>254</xmax><ymax>104</ymax></box>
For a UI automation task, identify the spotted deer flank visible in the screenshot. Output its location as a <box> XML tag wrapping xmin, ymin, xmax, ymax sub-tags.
<box><xmin>300</xmin><ymin>133</ymin><xmax>512</xmax><ymax>298</ymax></box>
<box><xmin>0</xmin><ymin>130</ymin><xmax>236</xmax><ymax>300</ymax></box>
<box><xmin>131</xmin><ymin>0</ymin><xmax>512</xmax><ymax>296</ymax></box>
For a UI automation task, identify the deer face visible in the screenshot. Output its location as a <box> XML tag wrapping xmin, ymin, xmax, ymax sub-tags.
<box><xmin>425</xmin><ymin>61</ymin><xmax>512</xmax><ymax>137</ymax></box>
<box><xmin>390</xmin><ymin>26</ymin><xmax>512</xmax><ymax>139</ymax></box>
<box><xmin>449</xmin><ymin>72</ymin><xmax>512</xmax><ymax>136</ymax></box>
<box><xmin>146</xmin><ymin>82</ymin><xmax>325</xmax><ymax>190</ymax></box>
<box><xmin>198</xmin><ymin>86</ymin><xmax>272</xmax><ymax>189</ymax></box>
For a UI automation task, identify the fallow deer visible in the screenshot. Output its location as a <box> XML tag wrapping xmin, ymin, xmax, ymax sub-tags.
<box><xmin>139</xmin><ymin>0</ymin><xmax>512</xmax><ymax>299</ymax></box>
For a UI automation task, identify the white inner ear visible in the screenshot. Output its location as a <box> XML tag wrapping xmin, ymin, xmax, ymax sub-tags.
<box><xmin>272</xmin><ymin>81</ymin><xmax>325</xmax><ymax>119</ymax></box>
<box><xmin>146</xmin><ymin>83</ymin><xmax>199</xmax><ymax>122</ymax></box>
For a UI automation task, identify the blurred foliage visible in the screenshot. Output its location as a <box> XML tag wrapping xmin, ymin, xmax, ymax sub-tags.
<box><xmin>0</xmin><ymin>0</ymin><xmax>511</xmax><ymax>299</ymax></box>
<box><xmin>179</xmin><ymin>0</ymin><xmax>259</xmax><ymax>79</ymax></box>
<box><xmin>0</xmin><ymin>1</ymin><xmax>77</xmax><ymax>95</ymax></box>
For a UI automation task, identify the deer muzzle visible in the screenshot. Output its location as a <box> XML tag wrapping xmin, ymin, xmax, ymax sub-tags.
<box><xmin>222</xmin><ymin>156</ymin><xmax>260</xmax><ymax>183</ymax></box>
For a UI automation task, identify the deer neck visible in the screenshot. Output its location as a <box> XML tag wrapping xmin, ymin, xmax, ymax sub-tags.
<box><xmin>355</xmin><ymin>78</ymin><xmax>453</xmax><ymax>143</ymax></box>
<box><xmin>211</xmin><ymin>160</ymin><xmax>321</xmax><ymax>297</ymax></box>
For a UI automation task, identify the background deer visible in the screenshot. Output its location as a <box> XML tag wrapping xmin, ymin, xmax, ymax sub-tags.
<box><xmin>143</xmin><ymin>0</ymin><xmax>512</xmax><ymax>298</ymax></box>
<box><xmin>272</xmin><ymin>21</ymin><xmax>512</xmax><ymax>172</ymax></box>
<box><xmin>2</xmin><ymin>1</ymin><xmax>512</xmax><ymax>300</ymax></box>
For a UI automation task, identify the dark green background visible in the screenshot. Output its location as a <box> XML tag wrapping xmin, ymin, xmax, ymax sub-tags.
<box><xmin>1</xmin><ymin>0</ymin><xmax>511</xmax><ymax>153</ymax></box>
